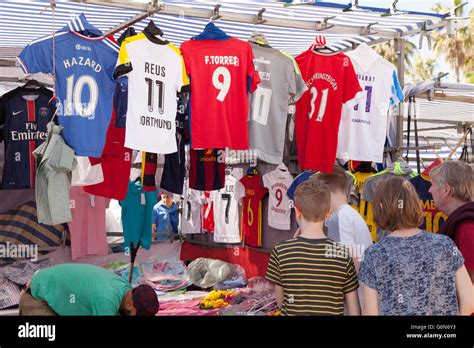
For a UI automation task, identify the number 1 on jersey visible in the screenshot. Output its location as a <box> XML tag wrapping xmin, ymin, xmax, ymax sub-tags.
<box><xmin>308</xmin><ymin>87</ymin><xmax>329</xmax><ymax>122</ymax></box>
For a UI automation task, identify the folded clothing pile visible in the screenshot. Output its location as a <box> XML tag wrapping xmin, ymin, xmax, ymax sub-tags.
<box><xmin>104</xmin><ymin>260</ymin><xmax>143</xmax><ymax>287</ymax></box>
<box><xmin>0</xmin><ymin>275</ymin><xmax>21</xmax><ymax>309</ymax></box>
<box><xmin>218</xmin><ymin>277</ymin><xmax>277</xmax><ymax>316</ymax></box>
<box><xmin>0</xmin><ymin>260</ymin><xmax>49</xmax><ymax>286</ymax></box>
<box><xmin>0</xmin><ymin>260</ymin><xmax>51</xmax><ymax>310</ymax></box>
<box><xmin>142</xmin><ymin>257</ymin><xmax>191</xmax><ymax>292</ymax></box>
<box><xmin>157</xmin><ymin>299</ymin><xmax>220</xmax><ymax>316</ymax></box>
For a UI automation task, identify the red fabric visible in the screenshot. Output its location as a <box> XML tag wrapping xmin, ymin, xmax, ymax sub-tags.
<box><xmin>83</xmin><ymin>108</ymin><xmax>132</xmax><ymax>200</ymax></box>
<box><xmin>157</xmin><ymin>299</ymin><xmax>219</xmax><ymax>316</ymax></box>
<box><xmin>295</xmin><ymin>50</ymin><xmax>362</xmax><ymax>173</ymax></box>
<box><xmin>181</xmin><ymin>38</ymin><xmax>260</xmax><ymax>149</ymax></box>
<box><xmin>180</xmin><ymin>242</ymin><xmax>270</xmax><ymax>278</ymax></box>
<box><xmin>202</xmin><ymin>191</ymin><xmax>215</xmax><ymax>232</ymax></box>
<box><xmin>239</xmin><ymin>175</ymin><xmax>268</xmax><ymax>248</ymax></box>
<box><xmin>454</xmin><ymin>222</ymin><xmax>474</xmax><ymax>272</ymax></box>
<box><xmin>422</xmin><ymin>158</ymin><xmax>442</xmax><ymax>175</ymax></box>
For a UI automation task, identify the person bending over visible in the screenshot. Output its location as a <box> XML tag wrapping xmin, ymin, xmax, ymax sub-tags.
<box><xmin>19</xmin><ymin>263</ymin><xmax>159</xmax><ymax>316</ymax></box>
<box><xmin>266</xmin><ymin>179</ymin><xmax>361</xmax><ymax>316</ymax></box>
<box><xmin>359</xmin><ymin>176</ymin><xmax>472</xmax><ymax>315</ymax></box>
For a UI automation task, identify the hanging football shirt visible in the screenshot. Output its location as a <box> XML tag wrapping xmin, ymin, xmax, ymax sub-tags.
<box><xmin>263</xmin><ymin>163</ymin><xmax>294</xmax><ymax>231</ymax></box>
<box><xmin>160</xmin><ymin>93</ymin><xmax>188</xmax><ymax>195</ymax></box>
<box><xmin>210</xmin><ymin>175</ymin><xmax>244</xmax><ymax>244</ymax></box>
<box><xmin>248</xmin><ymin>41</ymin><xmax>307</xmax><ymax>164</ymax></box>
<box><xmin>0</xmin><ymin>85</ymin><xmax>56</xmax><ymax>189</ymax></box>
<box><xmin>181</xmin><ymin>180</ymin><xmax>203</xmax><ymax>234</ymax></box>
<box><xmin>337</xmin><ymin>44</ymin><xmax>404</xmax><ymax>163</ymax></box>
<box><xmin>17</xmin><ymin>14</ymin><xmax>119</xmax><ymax>157</ymax></box>
<box><xmin>238</xmin><ymin>174</ymin><xmax>268</xmax><ymax>247</ymax></box>
<box><xmin>409</xmin><ymin>175</ymin><xmax>447</xmax><ymax>233</ymax></box>
<box><xmin>83</xmin><ymin>108</ymin><xmax>132</xmax><ymax>200</ymax></box>
<box><xmin>352</xmin><ymin>171</ymin><xmax>377</xmax><ymax>241</ymax></box>
<box><xmin>295</xmin><ymin>49</ymin><xmax>363</xmax><ymax>173</ymax></box>
<box><xmin>189</xmin><ymin>148</ymin><xmax>225</xmax><ymax>191</ymax></box>
<box><xmin>180</xmin><ymin>23</ymin><xmax>261</xmax><ymax>149</ymax></box>
<box><xmin>115</xmin><ymin>32</ymin><xmax>189</xmax><ymax>153</ymax></box>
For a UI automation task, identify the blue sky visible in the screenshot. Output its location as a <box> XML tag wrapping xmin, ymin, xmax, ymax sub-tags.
<box><xmin>318</xmin><ymin>0</ymin><xmax>474</xmax><ymax>82</ymax></box>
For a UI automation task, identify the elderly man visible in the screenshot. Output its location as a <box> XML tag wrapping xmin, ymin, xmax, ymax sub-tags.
<box><xmin>429</xmin><ymin>161</ymin><xmax>474</xmax><ymax>284</ymax></box>
<box><xmin>19</xmin><ymin>263</ymin><xmax>159</xmax><ymax>316</ymax></box>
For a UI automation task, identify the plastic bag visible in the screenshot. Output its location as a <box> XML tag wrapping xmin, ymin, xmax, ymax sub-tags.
<box><xmin>213</xmin><ymin>265</ymin><xmax>247</xmax><ymax>290</ymax></box>
<box><xmin>187</xmin><ymin>258</ymin><xmax>235</xmax><ymax>289</ymax></box>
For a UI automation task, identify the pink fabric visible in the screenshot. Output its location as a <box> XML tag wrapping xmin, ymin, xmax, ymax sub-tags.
<box><xmin>69</xmin><ymin>187</ymin><xmax>108</xmax><ymax>260</ymax></box>
<box><xmin>157</xmin><ymin>299</ymin><xmax>220</xmax><ymax>316</ymax></box>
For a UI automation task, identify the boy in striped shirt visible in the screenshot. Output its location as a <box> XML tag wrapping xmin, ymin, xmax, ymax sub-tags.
<box><xmin>266</xmin><ymin>179</ymin><xmax>361</xmax><ymax>315</ymax></box>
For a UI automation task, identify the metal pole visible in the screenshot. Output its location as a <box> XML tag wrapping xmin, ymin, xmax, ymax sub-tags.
<box><xmin>395</xmin><ymin>37</ymin><xmax>405</xmax><ymax>161</ymax></box>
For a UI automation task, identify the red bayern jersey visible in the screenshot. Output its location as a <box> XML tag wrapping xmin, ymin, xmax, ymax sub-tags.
<box><xmin>238</xmin><ymin>174</ymin><xmax>268</xmax><ymax>248</ymax></box>
<box><xmin>180</xmin><ymin>38</ymin><xmax>260</xmax><ymax>150</ymax></box>
<box><xmin>295</xmin><ymin>50</ymin><xmax>362</xmax><ymax>173</ymax></box>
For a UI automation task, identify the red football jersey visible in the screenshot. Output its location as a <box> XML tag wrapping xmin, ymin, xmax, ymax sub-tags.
<box><xmin>83</xmin><ymin>108</ymin><xmax>132</xmax><ymax>200</ymax></box>
<box><xmin>238</xmin><ymin>175</ymin><xmax>268</xmax><ymax>248</ymax></box>
<box><xmin>295</xmin><ymin>50</ymin><xmax>362</xmax><ymax>173</ymax></box>
<box><xmin>180</xmin><ymin>38</ymin><xmax>260</xmax><ymax>150</ymax></box>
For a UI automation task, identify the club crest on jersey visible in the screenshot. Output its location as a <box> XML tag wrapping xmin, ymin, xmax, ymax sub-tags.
<box><xmin>75</xmin><ymin>44</ymin><xmax>92</xmax><ymax>52</ymax></box>
<box><xmin>343</xmin><ymin>57</ymin><xmax>349</xmax><ymax>67</ymax></box>
<box><xmin>39</xmin><ymin>107</ymin><xmax>49</xmax><ymax>117</ymax></box>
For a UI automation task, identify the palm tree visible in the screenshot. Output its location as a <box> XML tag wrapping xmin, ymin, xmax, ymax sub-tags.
<box><xmin>374</xmin><ymin>40</ymin><xmax>417</xmax><ymax>69</ymax></box>
<box><xmin>432</xmin><ymin>2</ymin><xmax>473</xmax><ymax>82</ymax></box>
<box><xmin>407</xmin><ymin>54</ymin><xmax>437</xmax><ymax>82</ymax></box>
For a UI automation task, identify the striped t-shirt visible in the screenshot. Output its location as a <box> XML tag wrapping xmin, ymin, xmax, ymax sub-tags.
<box><xmin>266</xmin><ymin>237</ymin><xmax>359</xmax><ymax>315</ymax></box>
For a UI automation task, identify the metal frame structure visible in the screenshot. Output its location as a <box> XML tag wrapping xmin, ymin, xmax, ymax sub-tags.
<box><xmin>1</xmin><ymin>0</ymin><xmax>468</xmax><ymax>157</ymax></box>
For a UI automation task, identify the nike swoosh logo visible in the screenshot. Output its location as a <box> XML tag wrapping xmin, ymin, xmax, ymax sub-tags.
<box><xmin>12</xmin><ymin>111</ymin><xmax>23</xmax><ymax>115</ymax></box>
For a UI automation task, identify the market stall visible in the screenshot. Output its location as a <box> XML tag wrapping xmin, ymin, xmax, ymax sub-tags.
<box><xmin>0</xmin><ymin>0</ymin><xmax>471</xmax><ymax>316</ymax></box>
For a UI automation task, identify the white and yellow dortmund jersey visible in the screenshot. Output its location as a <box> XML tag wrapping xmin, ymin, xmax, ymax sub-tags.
<box><xmin>115</xmin><ymin>33</ymin><xmax>189</xmax><ymax>154</ymax></box>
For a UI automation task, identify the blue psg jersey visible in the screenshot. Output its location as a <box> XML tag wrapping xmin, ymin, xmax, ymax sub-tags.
<box><xmin>0</xmin><ymin>86</ymin><xmax>56</xmax><ymax>189</ymax></box>
<box><xmin>17</xmin><ymin>14</ymin><xmax>119</xmax><ymax>157</ymax></box>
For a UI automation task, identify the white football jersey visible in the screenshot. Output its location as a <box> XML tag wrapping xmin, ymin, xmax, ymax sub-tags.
<box><xmin>263</xmin><ymin>163</ymin><xmax>293</xmax><ymax>230</ymax></box>
<box><xmin>116</xmin><ymin>33</ymin><xmax>189</xmax><ymax>154</ymax></box>
<box><xmin>210</xmin><ymin>175</ymin><xmax>244</xmax><ymax>244</ymax></box>
<box><xmin>337</xmin><ymin>43</ymin><xmax>403</xmax><ymax>163</ymax></box>
<box><xmin>181</xmin><ymin>182</ymin><xmax>203</xmax><ymax>234</ymax></box>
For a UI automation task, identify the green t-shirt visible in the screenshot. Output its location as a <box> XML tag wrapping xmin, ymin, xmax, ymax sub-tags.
<box><xmin>31</xmin><ymin>263</ymin><xmax>132</xmax><ymax>315</ymax></box>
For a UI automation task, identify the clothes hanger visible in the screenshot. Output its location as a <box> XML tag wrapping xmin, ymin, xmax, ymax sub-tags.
<box><xmin>143</xmin><ymin>20</ymin><xmax>167</xmax><ymax>44</ymax></box>
<box><xmin>247</xmin><ymin>166</ymin><xmax>258</xmax><ymax>176</ymax></box>
<box><xmin>23</xmin><ymin>80</ymin><xmax>43</xmax><ymax>89</ymax></box>
<box><xmin>311</xmin><ymin>35</ymin><xmax>338</xmax><ymax>53</ymax></box>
